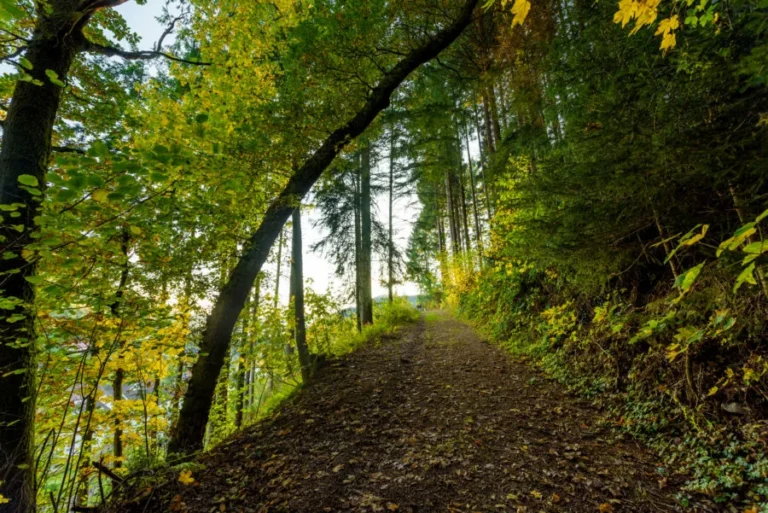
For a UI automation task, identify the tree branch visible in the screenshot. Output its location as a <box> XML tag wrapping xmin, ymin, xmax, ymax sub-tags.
<box><xmin>82</xmin><ymin>39</ymin><xmax>210</xmax><ymax>66</ymax></box>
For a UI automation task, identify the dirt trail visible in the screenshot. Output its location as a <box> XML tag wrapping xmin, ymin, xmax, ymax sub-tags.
<box><xmin>132</xmin><ymin>312</ymin><xmax>713</xmax><ymax>513</ymax></box>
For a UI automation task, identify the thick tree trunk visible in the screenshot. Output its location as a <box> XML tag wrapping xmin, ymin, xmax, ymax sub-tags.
<box><xmin>0</xmin><ymin>10</ymin><xmax>83</xmax><ymax>511</ymax></box>
<box><xmin>167</xmin><ymin>0</ymin><xmax>480</xmax><ymax>454</ymax></box>
<box><xmin>360</xmin><ymin>143</ymin><xmax>374</xmax><ymax>326</ymax></box>
<box><xmin>291</xmin><ymin>208</ymin><xmax>311</xmax><ymax>382</ymax></box>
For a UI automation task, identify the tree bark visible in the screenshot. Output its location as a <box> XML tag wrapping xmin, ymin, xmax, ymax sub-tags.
<box><xmin>388</xmin><ymin>131</ymin><xmax>396</xmax><ymax>304</ymax></box>
<box><xmin>291</xmin><ymin>208</ymin><xmax>311</xmax><ymax>382</ymax></box>
<box><xmin>464</xmin><ymin>123</ymin><xmax>483</xmax><ymax>261</ymax></box>
<box><xmin>360</xmin><ymin>143</ymin><xmax>374</xmax><ymax>325</ymax></box>
<box><xmin>166</xmin><ymin>0</ymin><xmax>481</xmax><ymax>455</ymax></box>
<box><xmin>0</xmin><ymin>8</ymin><xmax>82</xmax><ymax>511</ymax></box>
<box><xmin>111</xmin><ymin>230</ymin><xmax>130</xmax><ymax>469</ymax></box>
<box><xmin>354</xmin><ymin>162</ymin><xmax>363</xmax><ymax>332</ymax></box>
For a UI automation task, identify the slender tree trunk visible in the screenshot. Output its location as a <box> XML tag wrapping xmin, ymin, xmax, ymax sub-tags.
<box><xmin>488</xmin><ymin>84</ymin><xmax>503</xmax><ymax>146</ymax></box>
<box><xmin>111</xmin><ymin>230</ymin><xmax>130</xmax><ymax>469</ymax></box>
<box><xmin>354</xmin><ymin>162</ymin><xmax>363</xmax><ymax>332</ymax></box>
<box><xmin>445</xmin><ymin>172</ymin><xmax>460</xmax><ymax>255</ymax></box>
<box><xmin>482</xmin><ymin>93</ymin><xmax>496</xmax><ymax>154</ymax></box>
<box><xmin>291</xmin><ymin>208</ymin><xmax>311</xmax><ymax>382</ymax></box>
<box><xmin>388</xmin><ymin>132</ymin><xmax>396</xmax><ymax>303</ymax></box>
<box><xmin>455</xmin><ymin>133</ymin><xmax>471</xmax><ymax>254</ymax></box>
<box><xmin>274</xmin><ymin>229</ymin><xmax>284</xmax><ymax>308</ymax></box>
<box><xmin>464</xmin><ymin>124</ymin><xmax>483</xmax><ymax>261</ymax></box>
<box><xmin>167</xmin><ymin>0</ymin><xmax>481</xmax><ymax>455</ymax></box>
<box><xmin>234</xmin><ymin>294</ymin><xmax>251</xmax><ymax>430</ymax></box>
<box><xmin>360</xmin><ymin>143</ymin><xmax>374</xmax><ymax>326</ymax></box>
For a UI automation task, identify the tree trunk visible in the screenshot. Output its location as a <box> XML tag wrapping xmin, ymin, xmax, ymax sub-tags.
<box><xmin>388</xmin><ymin>131</ymin><xmax>396</xmax><ymax>304</ymax></box>
<box><xmin>354</xmin><ymin>162</ymin><xmax>363</xmax><ymax>332</ymax></box>
<box><xmin>488</xmin><ymin>85</ymin><xmax>503</xmax><ymax>147</ymax></box>
<box><xmin>464</xmin><ymin>124</ymin><xmax>483</xmax><ymax>261</ymax></box>
<box><xmin>291</xmin><ymin>208</ymin><xmax>311</xmax><ymax>382</ymax></box>
<box><xmin>0</xmin><ymin>10</ymin><xmax>82</xmax><ymax>511</ymax></box>
<box><xmin>274</xmin><ymin>229</ymin><xmax>284</xmax><ymax>308</ymax></box>
<box><xmin>167</xmin><ymin>0</ymin><xmax>480</xmax><ymax>455</ymax></box>
<box><xmin>111</xmin><ymin>230</ymin><xmax>130</xmax><ymax>469</ymax></box>
<box><xmin>445</xmin><ymin>172</ymin><xmax>460</xmax><ymax>255</ymax></box>
<box><xmin>360</xmin><ymin>143</ymin><xmax>374</xmax><ymax>326</ymax></box>
<box><xmin>481</xmin><ymin>93</ymin><xmax>496</xmax><ymax>154</ymax></box>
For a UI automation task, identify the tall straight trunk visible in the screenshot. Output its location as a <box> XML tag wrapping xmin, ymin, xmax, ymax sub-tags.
<box><xmin>388</xmin><ymin>132</ymin><xmax>396</xmax><ymax>303</ymax></box>
<box><xmin>167</xmin><ymin>0</ymin><xmax>481</xmax><ymax>455</ymax></box>
<box><xmin>464</xmin><ymin>124</ymin><xmax>483</xmax><ymax>260</ymax></box>
<box><xmin>499</xmin><ymin>80</ymin><xmax>509</xmax><ymax>131</ymax></box>
<box><xmin>0</xmin><ymin>9</ymin><xmax>82</xmax><ymax>511</ymax></box>
<box><xmin>360</xmin><ymin>143</ymin><xmax>374</xmax><ymax>326</ymax></box>
<box><xmin>482</xmin><ymin>93</ymin><xmax>496</xmax><ymax>154</ymax></box>
<box><xmin>455</xmin><ymin>132</ymin><xmax>471</xmax><ymax>254</ymax></box>
<box><xmin>445</xmin><ymin>172</ymin><xmax>460</xmax><ymax>255</ymax></box>
<box><xmin>234</xmin><ymin>293</ymin><xmax>251</xmax><ymax>430</ymax></box>
<box><xmin>354</xmin><ymin>163</ymin><xmax>363</xmax><ymax>332</ymax></box>
<box><xmin>111</xmin><ymin>230</ymin><xmax>130</xmax><ymax>469</ymax></box>
<box><xmin>436</xmin><ymin>199</ymin><xmax>446</xmax><ymax>254</ymax></box>
<box><xmin>291</xmin><ymin>208</ymin><xmax>311</xmax><ymax>382</ymax></box>
<box><xmin>243</xmin><ymin>275</ymin><xmax>261</xmax><ymax>421</ymax></box>
<box><xmin>274</xmin><ymin>229</ymin><xmax>284</xmax><ymax>308</ymax></box>
<box><xmin>473</xmin><ymin>106</ymin><xmax>494</xmax><ymax>223</ymax></box>
<box><xmin>488</xmin><ymin>84</ymin><xmax>503</xmax><ymax>146</ymax></box>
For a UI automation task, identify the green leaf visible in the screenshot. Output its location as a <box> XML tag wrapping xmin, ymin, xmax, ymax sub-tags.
<box><xmin>45</xmin><ymin>69</ymin><xmax>65</xmax><ymax>87</ymax></box>
<box><xmin>24</xmin><ymin>275</ymin><xmax>44</xmax><ymax>285</ymax></box>
<box><xmin>19</xmin><ymin>57</ymin><xmax>33</xmax><ymax>70</ymax></box>
<box><xmin>196</xmin><ymin>113</ymin><xmax>209</xmax><ymax>123</ymax></box>
<box><xmin>734</xmin><ymin>263</ymin><xmax>757</xmax><ymax>292</ymax></box>
<box><xmin>17</xmin><ymin>175</ymin><xmax>39</xmax><ymax>187</ymax></box>
<box><xmin>675</xmin><ymin>263</ymin><xmax>705</xmax><ymax>293</ymax></box>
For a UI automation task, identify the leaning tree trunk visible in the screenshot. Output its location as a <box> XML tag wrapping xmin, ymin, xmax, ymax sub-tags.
<box><xmin>166</xmin><ymin>0</ymin><xmax>481</xmax><ymax>455</ymax></box>
<box><xmin>360</xmin><ymin>143</ymin><xmax>374</xmax><ymax>326</ymax></box>
<box><xmin>291</xmin><ymin>207</ymin><xmax>311</xmax><ymax>382</ymax></box>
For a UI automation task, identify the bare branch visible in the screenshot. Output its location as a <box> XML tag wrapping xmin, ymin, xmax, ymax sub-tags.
<box><xmin>82</xmin><ymin>39</ymin><xmax>210</xmax><ymax>66</ymax></box>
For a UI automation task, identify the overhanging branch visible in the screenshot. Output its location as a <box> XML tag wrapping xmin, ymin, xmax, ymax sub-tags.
<box><xmin>82</xmin><ymin>40</ymin><xmax>210</xmax><ymax>66</ymax></box>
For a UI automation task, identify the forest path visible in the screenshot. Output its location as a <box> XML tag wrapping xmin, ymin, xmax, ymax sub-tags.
<box><xmin>143</xmin><ymin>312</ymin><xmax>703</xmax><ymax>513</ymax></box>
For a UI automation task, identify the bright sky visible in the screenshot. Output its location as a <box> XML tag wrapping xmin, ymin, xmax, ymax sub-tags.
<box><xmin>115</xmin><ymin>1</ymin><xmax>424</xmax><ymax>305</ymax></box>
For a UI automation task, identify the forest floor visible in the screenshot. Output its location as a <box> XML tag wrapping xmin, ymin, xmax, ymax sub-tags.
<box><xmin>127</xmin><ymin>312</ymin><xmax>718</xmax><ymax>513</ymax></box>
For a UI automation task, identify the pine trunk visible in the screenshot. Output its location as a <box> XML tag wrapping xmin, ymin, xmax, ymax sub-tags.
<box><xmin>360</xmin><ymin>143</ymin><xmax>374</xmax><ymax>326</ymax></box>
<box><xmin>291</xmin><ymin>208</ymin><xmax>311</xmax><ymax>382</ymax></box>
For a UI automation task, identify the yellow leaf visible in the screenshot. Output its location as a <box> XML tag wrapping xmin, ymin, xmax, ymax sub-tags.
<box><xmin>530</xmin><ymin>490</ymin><xmax>543</xmax><ymax>499</ymax></box>
<box><xmin>511</xmin><ymin>0</ymin><xmax>531</xmax><ymax>26</ymax></box>
<box><xmin>178</xmin><ymin>470</ymin><xmax>195</xmax><ymax>485</ymax></box>
<box><xmin>707</xmin><ymin>386</ymin><xmax>718</xmax><ymax>396</ymax></box>
<box><xmin>659</xmin><ymin>31</ymin><xmax>676</xmax><ymax>52</ymax></box>
<box><xmin>91</xmin><ymin>189</ymin><xmax>109</xmax><ymax>203</ymax></box>
<box><xmin>0</xmin><ymin>494</ymin><xmax>10</xmax><ymax>505</ymax></box>
<box><xmin>599</xmin><ymin>504</ymin><xmax>614</xmax><ymax>513</ymax></box>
